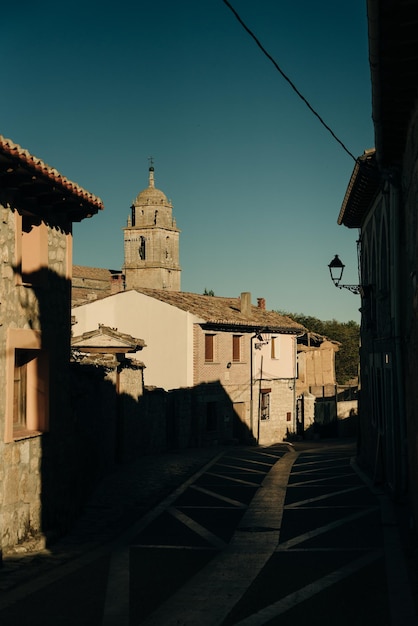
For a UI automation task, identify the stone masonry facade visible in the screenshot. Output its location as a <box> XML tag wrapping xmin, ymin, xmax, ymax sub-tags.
<box><xmin>193</xmin><ymin>325</ymin><xmax>296</xmax><ymax>445</ymax></box>
<box><xmin>0</xmin><ymin>439</ymin><xmax>42</xmax><ymax>550</ymax></box>
<box><xmin>0</xmin><ymin>205</ymin><xmax>73</xmax><ymax>552</ymax></box>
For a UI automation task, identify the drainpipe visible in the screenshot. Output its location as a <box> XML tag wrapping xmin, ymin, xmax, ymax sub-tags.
<box><xmin>257</xmin><ymin>356</ymin><xmax>263</xmax><ymax>444</ymax></box>
<box><xmin>293</xmin><ymin>336</ymin><xmax>298</xmax><ymax>434</ymax></box>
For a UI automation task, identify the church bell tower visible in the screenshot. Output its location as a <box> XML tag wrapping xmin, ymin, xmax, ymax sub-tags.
<box><xmin>123</xmin><ymin>164</ymin><xmax>181</xmax><ymax>291</ymax></box>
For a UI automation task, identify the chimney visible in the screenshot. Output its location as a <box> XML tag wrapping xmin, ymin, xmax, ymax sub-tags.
<box><xmin>240</xmin><ymin>292</ymin><xmax>251</xmax><ymax>316</ymax></box>
<box><xmin>257</xmin><ymin>297</ymin><xmax>266</xmax><ymax>310</ymax></box>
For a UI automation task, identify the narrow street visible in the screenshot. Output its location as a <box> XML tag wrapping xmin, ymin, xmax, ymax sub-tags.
<box><xmin>0</xmin><ymin>441</ymin><xmax>416</xmax><ymax>626</ymax></box>
<box><xmin>128</xmin><ymin>441</ymin><xmax>416</xmax><ymax>626</ymax></box>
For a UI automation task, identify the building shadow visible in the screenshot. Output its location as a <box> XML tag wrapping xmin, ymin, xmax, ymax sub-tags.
<box><xmin>4</xmin><ymin>264</ymin><xmax>255</xmax><ymax>558</ymax></box>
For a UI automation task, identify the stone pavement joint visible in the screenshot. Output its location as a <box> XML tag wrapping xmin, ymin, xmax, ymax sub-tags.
<box><xmin>0</xmin><ymin>446</ymin><xmax>229</xmax><ymax>612</ymax></box>
<box><xmin>138</xmin><ymin>447</ymin><xmax>298</xmax><ymax>626</ymax></box>
<box><xmin>101</xmin><ymin>448</ymin><xmax>229</xmax><ymax>626</ymax></box>
<box><xmin>1</xmin><ymin>441</ymin><xmax>416</xmax><ymax>626</ymax></box>
<box><xmin>232</xmin><ymin>550</ymin><xmax>383</xmax><ymax>626</ymax></box>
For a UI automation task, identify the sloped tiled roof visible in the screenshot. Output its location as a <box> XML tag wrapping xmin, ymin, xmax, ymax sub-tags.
<box><xmin>72</xmin><ymin>265</ymin><xmax>114</xmax><ymax>280</ymax></box>
<box><xmin>135</xmin><ymin>288</ymin><xmax>306</xmax><ymax>334</ymax></box>
<box><xmin>72</xmin><ymin>265</ymin><xmax>125</xmax><ymax>306</ymax></box>
<box><xmin>338</xmin><ymin>149</ymin><xmax>380</xmax><ymax>229</ymax></box>
<box><xmin>0</xmin><ymin>135</ymin><xmax>103</xmax><ymax>220</ymax></box>
<box><xmin>72</xmin><ymin>324</ymin><xmax>145</xmax><ymax>353</ymax></box>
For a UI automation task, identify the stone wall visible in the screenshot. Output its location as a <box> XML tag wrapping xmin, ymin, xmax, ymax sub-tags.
<box><xmin>193</xmin><ymin>326</ymin><xmax>297</xmax><ymax>444</ymax></box>
<box><xmin>0</xmin><ymin>438</ymin><xmax>42</xmax><ymax>551</ymax></box>
<box><xmin>257</xmin><ymin>380</ymin><xmax>295</xmax><ymax>445</ymax></box>
<box><xmin>0</xmin><ymin>204</ymin><xmax>76</xmax><ymax>553</ymax></box>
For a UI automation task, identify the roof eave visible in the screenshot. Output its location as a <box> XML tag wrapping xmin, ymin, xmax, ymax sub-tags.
<box><xmin>338</xmin><ymin>150</ymin><xmax>380</xmax><ymax>228</ymax></box>
<box><xmin>0</xmin><ymin>135</ymin><xmax>104</xmax><ymax>221</ymax></box>
<box><xmin>201</xmin><ymin>322</ymin><xmax>305</xmax><ymax>335</ymax></box>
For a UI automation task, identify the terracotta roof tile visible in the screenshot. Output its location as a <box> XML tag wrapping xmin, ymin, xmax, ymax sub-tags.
<box><xmin>72</xmin><ymin>265</ymin><xmax>113</xmax><ymax>280</ymax></box>
<box><xmin>72</xmin><ymin>324</ymin><xmax>145</xmax><ymax>351</ymax></box>
<box><xmin>135</xmin><ymin>289</ymin><xmax>306</xmax><ymax>334</ymax></box>
<box><xmin>0</xmin><ymin>135</ymin><xmax>104</xmax><ymax>212</ymax></box>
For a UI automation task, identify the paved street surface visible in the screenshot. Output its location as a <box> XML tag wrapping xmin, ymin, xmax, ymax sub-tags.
<box><xmin>0</xmin><ymin>440</ymin><xmax>417</xmax><ymax>625</ymax></box>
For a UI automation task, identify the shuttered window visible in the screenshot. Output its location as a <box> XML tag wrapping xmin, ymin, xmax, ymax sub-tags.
<box><xmin>232</xmin><ymin>335</ymin><xmax>242</xmax><ymax>362</ymax></box>
<box><xmin>205</xmin><ymin>334</ymin><xmax>215</xmax><ymax>362</ymax></box>
<box><xmin>13</xmin><ymin>351</ymin><xmax>28</xmax><ymax>430</ymax></box>
<box><xmin>6</xmin><ymin>329</ymin><xmax>49</xmax><ymax>442</ymax></box>
<box><xmin>271</xmin><ymin>336</ymin><xmax>279</xmax><ymax>359</ymax></box>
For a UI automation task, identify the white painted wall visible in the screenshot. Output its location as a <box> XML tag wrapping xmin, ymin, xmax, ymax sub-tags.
<box><xmin>72</xmin><ymin>291</ymin><xmax>200</xmax><ymax>390</ymax></box>
<box><xmin>252</xmin><ymin>334</ymin><xmax>296</xmax><ymax>380</ymax></box>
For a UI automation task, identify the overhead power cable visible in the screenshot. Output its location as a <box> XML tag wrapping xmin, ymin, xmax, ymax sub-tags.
<box><xmin>222</xmin><ymin>0</ymin><xmax>358</xmax><ymax>163</ymax></box>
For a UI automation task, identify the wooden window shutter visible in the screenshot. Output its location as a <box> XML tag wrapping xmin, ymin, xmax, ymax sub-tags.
<box><xmin>205</xmin><ymin>334</ymin><xmax>214</xmax><ymax>361</ymax></box>
<box><xmin>233</xmin><ymin>335</ymin><xmax>241</xmax><ymax>362</ymax></box>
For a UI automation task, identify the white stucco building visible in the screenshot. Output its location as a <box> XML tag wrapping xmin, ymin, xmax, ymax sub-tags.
<box><xmin>72</xmin><ymin>290</ymin><xmax>305</xmax><ymax>444</ymax></box>
<box><xmin>72</xmin><ymin>167</ymin><xmax>306</xmax><ymax>444</ymax></box>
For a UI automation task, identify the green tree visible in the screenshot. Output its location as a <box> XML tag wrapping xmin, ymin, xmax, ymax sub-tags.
<box><xmin>203</xmin><ymin>288</ymin><xmax>215</xmax><ymax>296</ymax></box>
<box><xmin>278</xmin><ymin>311</ymin><xmax>360</xmax><ymax>384</ymax></box>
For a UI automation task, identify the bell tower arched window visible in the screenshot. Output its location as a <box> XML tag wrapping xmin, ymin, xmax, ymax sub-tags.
<box><xmin>139</xmin><ymin>236</ymin><xmax>146</xmax><ymax>260</ymax></box>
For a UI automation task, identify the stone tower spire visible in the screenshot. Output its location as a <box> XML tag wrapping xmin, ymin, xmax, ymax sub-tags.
<box><xmin>122</xmin><ymin>164</ymin><xmax>181</xmax><ymax>291</ymax></box>
<box><xmin>148</xmin><ymin>161</ymin><xmax>155</xmax><ymax>188</ymax></box>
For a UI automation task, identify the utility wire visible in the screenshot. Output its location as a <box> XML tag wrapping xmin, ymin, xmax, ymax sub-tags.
<box><xmin>222</xmin><ymin>0</ymin><xmax>358</xmax><ymax>163</ymax></box>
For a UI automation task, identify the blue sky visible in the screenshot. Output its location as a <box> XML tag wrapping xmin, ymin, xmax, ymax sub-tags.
<box><xmin>3</xmin><ymin>0</ymin><xmax>373</xmax><ymax>322</ymax></box>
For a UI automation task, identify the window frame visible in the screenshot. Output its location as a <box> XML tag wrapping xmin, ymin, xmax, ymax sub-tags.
<box><xmin>5</xmin><ymin>329</ymin><xmax>49</xmax><ymax>442</ymax></box>
<box><xmin>271</xmin><ymin>336</ymin><xmax>280</xmax><ymax>359</ymax></box>
<box><xmin>232</xmin><ymin>334</ymin><xmax>242</xmax><ymax>362</ymax></box>
<box><xmin>139</xmin><ymin>236</ymin><xmax>146</xmax><ymax>260</ymax></box>
<box><xmin>205</xmin><ymin>333</ymin><xmax>215</xmax><ymax>362</ymax></box>
<box><xmin>260</xmin><ymin>388</ymin><xmax>271</xmax><ymax>421</ymax></box>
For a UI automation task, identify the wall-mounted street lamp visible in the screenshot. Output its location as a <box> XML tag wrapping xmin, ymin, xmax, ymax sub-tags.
<box><xmin>328</xmin><ymin>254</ymin><xmax>362</xmax><ymax>295</ymax></box>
